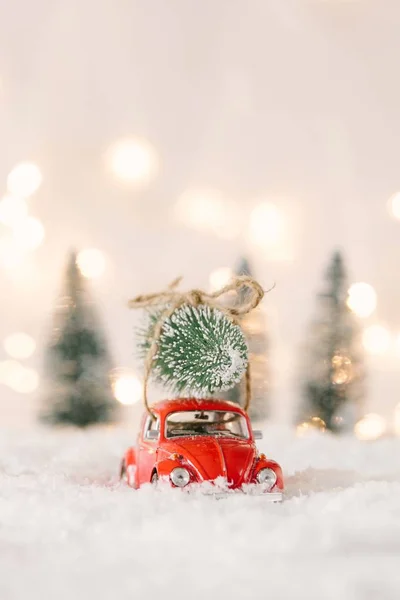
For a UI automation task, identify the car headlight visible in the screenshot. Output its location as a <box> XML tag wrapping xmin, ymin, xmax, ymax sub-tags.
<box><xmin>170</xmin><ymin>467</ymin><xmax>190</xmax><ymax>487</ymax></box>
<box><xmin>257</xmin><ymin>468</ymin><xmax>277</xmax><ymax>490</ymax></box>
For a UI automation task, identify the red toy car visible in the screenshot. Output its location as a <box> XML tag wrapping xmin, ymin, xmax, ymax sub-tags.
<box><xmin>120</xmin><ymin>398</ymin><xmax>284</xmax><ymax>500</ymax></box>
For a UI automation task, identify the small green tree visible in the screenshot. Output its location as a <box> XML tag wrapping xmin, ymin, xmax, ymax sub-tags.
<box><xmin>139</xmin><ymin>304</ymin><xmax>248</xmax><ymax>397</ymax></box>
<box><xmin>40</xmin><ymin>250</ymin><xmax>118</xmax><ymax>427</ymax></box>
<box><xmin>298</xmin><ymin>251</ymin><xmax>364</xmax><ymax>432</ymax></box>
<box><xmin>224</xmin><ymin>257</ymin><xmax>270</xmax><ymax>422</ymax></box>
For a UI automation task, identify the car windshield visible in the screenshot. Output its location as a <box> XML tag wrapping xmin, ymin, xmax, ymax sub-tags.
<box><xmin>165</xmin><ymin>410</ymin><xmax>249</xmax><ymax>439</ymax></box>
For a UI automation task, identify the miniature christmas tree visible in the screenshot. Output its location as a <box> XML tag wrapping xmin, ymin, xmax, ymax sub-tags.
<box><xmin>298</xmin><ymin>251</ymin><xmax>364</xmax><ymax>432</ymax></box>
<box><xmin>139</xmin><ymin>304</ymin><xmax>248</xmax><ymax>398</ymax></box>
<box><xmin>40</xmin><ymin>250</ymin><xmax>118</xmax><ymax>427</ymax></box>
<box><xmin>223</xmin><ymin>257</ymin><xmax>269</xmax><ymax>421</ymax></box>
<box><xmin>130</xmin><ymin>275</ymin><xmax>265</xmax><ymax>412</ymax></box>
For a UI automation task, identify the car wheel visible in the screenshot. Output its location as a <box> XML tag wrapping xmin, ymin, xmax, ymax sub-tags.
<box><xmin>151</xmin><ymin>471</ymin><xmax>158</xmax><ymax>486</ymax></box>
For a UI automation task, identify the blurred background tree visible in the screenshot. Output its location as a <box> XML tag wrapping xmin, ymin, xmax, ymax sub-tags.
<box><xmin>40</xmin><ymin>250</ymin><xmax>118</xmax><ymax>427</ymax></box>
<box><xmin>223</xmin><ymin>257</ymin><xmax>270</xmax><ymax>422</ymax></box>
<box><xmin>298</xmin><ymin>251</ymin><xmax>365</xmax><ymax>432</ymax></box>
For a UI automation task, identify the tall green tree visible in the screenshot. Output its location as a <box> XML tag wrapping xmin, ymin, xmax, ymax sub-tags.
<box><xmin>224</xmin><ymin>257</ymin><xmax>269</xmax><ymax>421</ymax></box>
<box><xmin>298</xmin><ymin>251</ymin><xmax>364</xmax><ymax>432</ymax></box>
<box><xmin>40</xmin><ymin>250</ymin><xmax>118</xmax><ymax>427</ymax></box>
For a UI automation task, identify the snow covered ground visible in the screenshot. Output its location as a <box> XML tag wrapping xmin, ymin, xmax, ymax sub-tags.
<box><xmin>1</xmin><ymin>425</ymin><xmax>400</xmax><ymax>600</ymax></box>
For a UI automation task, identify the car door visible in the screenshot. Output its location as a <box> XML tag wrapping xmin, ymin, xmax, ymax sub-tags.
<box><xmin>138</xmin><ymin>416</ymin><xmax>160</xmax><ymax>484</ymax></box>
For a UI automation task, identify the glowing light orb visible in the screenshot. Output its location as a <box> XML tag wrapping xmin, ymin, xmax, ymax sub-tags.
<box><xmin>0</xmin><ymin>195</ymin><xmax>28</xmax><ymax>227</ymax></box>
<box><xmin>332</xmin><ymin>354</ymin><xmax>352</xmax><ymax>368</ymax></box>
<box><xmin>296</xmin><ymin>417</ymin><xmax>326</xmax><ymax>437</ymax></box>
<box><xmin>209</xmin><ymin>267</ymin><xmax>233</xmax><ymax>292</ymax></box>
<box><xmin>347</xmin><ymin>282</ymin><xmax>377</xmax><ymax>318</ymax></box>
<box><xmin>0</xmin><ymin>359</ymin><xmax>38</xmax><ymax>393</ymax></box>
<box><xmin>175</xmin><ymin>188</ymin><xmax>223</xmax><ymax>229</ymax></box>
<box><xmin>175</xmin><ymin>189</ymin><xmax>241</xmax><ymax>239</ymax></box>
<box><xmin>174</xmin><ymin>188</ymin><xmax>242</xmax><ymax>240</ymax></box>
<box><xmin>310</xmin><ymin>416</ymin><xmax>326</xmax><ymax>431</ymax></box>
<box><xmin>107</xmin><ymin>138</ymin><xmax>158</xmax><ymax>185</ymax></box>
<box><xmin>331</xmin><ymin>355</ymin><xmax>352</xmax><ymax>385</ymax></box>
<box><xmin>112</xmin><ymin>372</ymin><xmax>142</xmax><ymax>405</ymax></box>
<box><xmin>4</xmin><ymin>332</ymin><xmax>36</xmax><ymax>359</ymax></box>
<box><xmin>332</xmin><ymin>368</ymin><xmax>350</xmax><ymax>385</ymax></box>
<box><xmin>362</xmin><ymin>325</ymin><xmax>390</xmax><ymax>355</ymax></box>
<box><xmin>0</xmin><ymin>360</ymin><xmax>22</xmax><ymax>386</ymax></box>
<box><xmin>13</xmin><ymin>217</ymin><xmax>45</xmax><ymax>250</ymax></box>
<box><xmin>10</xmin><ymin>366</ymin><xmax>39</xmax><ymax>394</ymax></box>
<box><xmin>354</xmin><ymin>413</ymin><xmax>386</xmax><ymax>441</ymax></box>
<box><xmin>296</xmin><ymin>422</ymin><xmax>311</xmax><ymax>436</ymax></box>
<box><xmin>249</xmin><ymin>202</ymin><xmax>284</xmax><ymax>247</ymax></box>
<box><xmin>388</xmin><ymin>192</ymin><xmax>400</xmax><ymax>220</ymax></box>
<box><xmin>7</xmin><ymin>162</ymin><xmax>42</xmax><ymax>198</ymax></box>
<box><xmin>77</xmin><ymin>248</ymin><xmax>105</xmax><ymax>279</ymax></box>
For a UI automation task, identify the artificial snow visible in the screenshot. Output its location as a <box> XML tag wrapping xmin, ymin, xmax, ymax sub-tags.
<box><xmin>0</xmin><ymin>425</ymin><xmax>400</xmax><ymax>600</ymax></box>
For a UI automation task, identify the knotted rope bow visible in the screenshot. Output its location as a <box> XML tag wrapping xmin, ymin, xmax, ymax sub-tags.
<box><xmin>128</xmin><ymin>275</ymin><xmax>267</xmax><ymax>416</ymax></box>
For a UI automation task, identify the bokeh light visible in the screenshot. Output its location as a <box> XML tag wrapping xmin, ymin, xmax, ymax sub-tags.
<box><xmin>7</xmin><ymin>162</ymin><xmax>42</xmax><ymax>198</ymax></box>
<box><xmin>332</xmin><ymin>368</ymin><xmax>350</xmax><ymax>385</ymax></box>
<box><xmin>175</xmin><ymin>188</ymin><xmax>223</xmax><ymax>229</ymax></box>
<box><xmin>175</xmin><ymin>189</ymin><xmax>241</xmax><ymax>239</ymax></box>
<box><xmin>107</xmin><ymin>138</ymin><xmax>158</xmax><ymax>185</ymax></box>
<box><xmin>77</xmin><ymin>248</ymin><xmax>106</xmax><ymax>279</ymax></box>
<box><xmin>0</xmin><ymin>360</ymin><xmax>39</xmax><ymax>393</ymax></box>
<box><xmin>362</xmin><ymin>325</ymin><xmax>391</xmax><ymax>355</ymax></box>
<box><xmin>209</xmin><ymin>267</ymin><xmax>233</xmax><ymax>292</ymax></box>
<box><xmin>310</xmin><ymin>416</ymin><xmax>326</xmax><ymax>431</ymax></box>
<box><xmin>9</xmin><ymin>366</ymin><xmax>39</xmax><ymax>394</ymax></box>
<box><xmin>296</xmin><ymin>416</ymin><xmax>326</xmax><ymax>437</ymax></box>
<box><xmin>388</xmin><ymin>192</ymin><xmax>400</xmax><ymax>220</ymax></box>
<box><xmin>111</xmin><ymin>370</ymin><xmax>142</xmax><ymax>405</ymax></box>
<box><xmin>0</xmin><ymin>360</ymin><xmax>22</xmax><ymax>386</ymax></box>
<box><xmin>13</xmin><ymin>217</ymin><xmax>45</xmax><ymax>250</ymax></box>
<box><xmin>296</xmin><ymin>422</ymin><xmax>311</xmax><ymax>436</ymax></box>
<box><xmin>331</xmin><ymin>354</ymin><xmax>352</xmax><ymax>385</ymax></box>
<box><xmin>347</xmin><ymin>282</ymin><xmax>377</xmax><ymax>318</ymax></box>
<box><xmin>249</xmin><ymin>202</ymin><xmax>284</xmax><ymax>248</ymax></box>
<box><xmin>4</xmin><ymin>332</ymin><xmax>36</xmax><ymax>359</ymax></box>
<box><xmin>354</xmin><ymin>413</ymin><xmax>386</xmax><ymax>441</ymax></box>
<box><xmin>10</xmin><ymin>367</ymin><xmax>39</xmax><ymax>394</ymax></box>
<box><xmin>0</xmin><ymin>195</ymin><xmax>28</xmax><ymax>227</ymax></box>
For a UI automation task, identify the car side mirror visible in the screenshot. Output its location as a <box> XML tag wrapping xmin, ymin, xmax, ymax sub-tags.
<box><xmin>253</xmin><ymin>430</ymin><xmax>263</xmax><ymax>440</ymax></box>
<box><xmin>146</xmin><ymin>430</ymin><xmax>159</xmax><ymax>441</ymax></box>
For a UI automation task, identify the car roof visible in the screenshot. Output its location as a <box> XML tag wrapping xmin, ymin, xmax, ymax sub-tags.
<box><xmin>150</xmin><ymin>398</ymin><xmax>248</xmax><ymax>418</ymax></box>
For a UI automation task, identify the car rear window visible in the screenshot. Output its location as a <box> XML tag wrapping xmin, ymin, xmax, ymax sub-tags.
<box><xmin>165</xmin><ymin>410</ymin><xmax>249</xmax><ymax>439</ymax></box>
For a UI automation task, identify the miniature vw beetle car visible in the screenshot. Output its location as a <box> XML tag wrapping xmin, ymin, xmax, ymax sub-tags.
<box><xmin>120</xmin><ymin>398</ymin><xmax>283</xmax><ymax>500</ymax></box>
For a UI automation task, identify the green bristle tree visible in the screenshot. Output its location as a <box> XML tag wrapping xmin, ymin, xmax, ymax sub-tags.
<box><xmin>298</xmin><ymin>251</ymin><xmax>365</xmax><ymax>432</ymax></box>
<box><xmin>139</xmin><ymin>304</ymin><xmax>248</xmax><ymax>398</ymax></box>
<box><xmin>40</xmin><ymin>250</ymin><xmax>118</xmax><ymax>427</ymax></box>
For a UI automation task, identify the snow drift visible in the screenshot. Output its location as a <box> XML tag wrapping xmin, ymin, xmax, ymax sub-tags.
<box><xmin>0</xmin><ymin>425</ymin><xmax>399</xmax><ymax>600</ymax></box>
